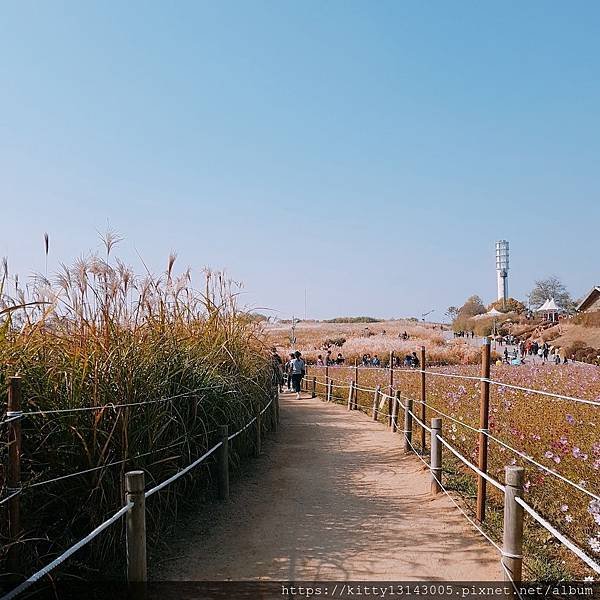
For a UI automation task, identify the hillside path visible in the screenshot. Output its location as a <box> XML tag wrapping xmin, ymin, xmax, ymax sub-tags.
<box><xmin>156</xmin><ymin>392</ymin><xmax>502</xmax><ymax>581</ymax></box>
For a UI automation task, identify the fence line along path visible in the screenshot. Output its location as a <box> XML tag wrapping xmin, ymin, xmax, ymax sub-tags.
<box><xmin>156</xmin><ymin>391</ymin><xmax>502</xmax><ymax>581</ymax></box>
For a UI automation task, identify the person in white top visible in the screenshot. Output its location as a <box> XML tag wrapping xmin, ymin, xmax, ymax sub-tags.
<box><xmin>289</xmin><ymin>351</ymin><xmax>306</xmax><ymax>399</ymax></box>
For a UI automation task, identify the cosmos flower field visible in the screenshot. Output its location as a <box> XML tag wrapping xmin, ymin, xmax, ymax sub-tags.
<box><xmin>309</xmin><ymin>361</ymin><xmax>600</xmax><ymax>578</ymax></box>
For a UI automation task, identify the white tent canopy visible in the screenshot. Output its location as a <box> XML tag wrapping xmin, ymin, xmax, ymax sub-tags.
<box><xmin>535</xmin><ymin>298</ymin><xmax>559</xmax><ymax>312</ymax></box>
<box><xmin>472</xmin><ymin>307</ymin><xmax>504</xmax><ymax>320</ymax></box>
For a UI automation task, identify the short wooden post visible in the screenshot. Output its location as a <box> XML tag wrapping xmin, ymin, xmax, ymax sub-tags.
<box><xmin>125</xmin><ymin>470</ymin><xmax>147</xmax><ymax>583</ymax></box>
<box><xmin>271</xmin><ymin>388</ymin><xmax>279</xmax><ymax>432</ymax></box>
<box><xmin>502</xmin><ymin>466</ymin><xmax>524</xmax><ymax>583</ymax></box>
<box><xmin>477</xmin><ymin>337</ymin><xmax>491</xmax><ymax>522</ymax></box>
<box><xmin>311</xmin><ymin>377</ymin><xmax>316</xmax><ymax>398</ymax></box>
<box><xmin>327</xmin><ymin>377</ymin><xmax>333</xmax><ymax>402</ymax></box>
<box><xmin>388</xmin><ymin>351</ymin><xmax>394</xmax><ymax>426</ymax></box>
<box><xmin>254</xmin><ymin>405</ymin><xmax>262</xmax><ymax>457</ymax></box>
<box><xmin>354</xmin><ymin>359</ymin><xmax>359</xmax><ymax>409</ymax></box>
<box><xmin>7</xmin><ymin>376</ymin><xmax>22</xmax><ymax>573</ymax></box>
<box><xmin>430</xmin><ymin>418</ymin><xmax>442</xmax><ymax>495</ymax></box>
<box><xmin>420</xmin><ymin>346</ymin><xmax>426</xmax><ymax>452</ymax></box>
<box><xmin>391</xmin><ymin>390</ymin><xmax>400</xmax><ymax>432</ymax></box>
<box><xmin>218</xmin><ymin>425</ymin><xmax>229</xmax><ymax>502</ymax></box>
<box><xmin>371</xmin><ymin>384</ymin><xmax>381</xmax><ymax>421</ymax></box>
<box><xmin>347</xmin><ymin>381</ymin><xmax>355</xmax><ymax>410</ymax></box>
<box><xmin>403</xmin><ymin>397</ymin><xmax>413</xmax><ymax>453</ymax></box>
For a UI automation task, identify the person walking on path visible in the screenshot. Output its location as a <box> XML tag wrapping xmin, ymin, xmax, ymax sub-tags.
<box><xmin>285</xmin><ymin>353</ymin><xmax>295</xmax><ymax>391</ymax></box>
<box><xmin>290</xmin><ymin>351</ymin><xmax>306</xmax><ymax>399</ymax></box>
<box><xmin>271</xmin><ymin>347</ymin><xmax>284</xmax><ymax>393</ymax></box>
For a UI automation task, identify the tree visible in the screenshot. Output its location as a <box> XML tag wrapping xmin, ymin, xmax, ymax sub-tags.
<box><xmin>457</xmin><ymin>295</ymin><xmax>486</xmax><ymax>319</ymax></box>
<box><xmin>452</xmin><ymin>295</ymin><xmax>486</xmax><ymax>332</ymax></box>
<box><xmin>488</xmin><ymin>297</ymin><xmax>526</xmax><ymax>314</ymax></box>
<box><xmin>529</xmin><ymin>276</ymin><xmax>574</xmax><ymax>311</ymax></box>
<box><xmin>445</xmin><ymin>306</ymin><xmax>459</xmax><ymax>321</ymax></box>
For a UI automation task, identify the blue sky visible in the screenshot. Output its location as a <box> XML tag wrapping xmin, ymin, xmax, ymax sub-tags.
<box><xmin>1</xmin><ymin>1</ymin><xmax>598</xmax><ymax>320</ymax></box>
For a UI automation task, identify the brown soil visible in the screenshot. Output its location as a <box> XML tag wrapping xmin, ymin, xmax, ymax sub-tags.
<box><xmin>550</xmin><ymin>323</ymin><xmax>600</xmax><ymax>350</ymax></box>
<box><xmin>154</xmin><ymin>393</ymin><xmax>502</xmax><ymax>581</ymax></box>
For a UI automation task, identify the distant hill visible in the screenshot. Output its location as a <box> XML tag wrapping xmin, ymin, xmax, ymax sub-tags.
<box><xmin>324</xmin><ymin>316</ymin><xmax>382</xmax><ymax>323</ymax></box>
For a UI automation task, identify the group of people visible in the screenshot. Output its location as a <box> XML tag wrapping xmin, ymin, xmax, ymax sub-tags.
<box><xmin>516</xmin><ymin>340</ymin><xmax>568</xmax><ymax>364</ymax></box>
<box><xmin>271</xmin><ymin>348</ymin><xmax>306</xmax><ymax>398</ymax></box>
<box><xmin>315</xmin><ymin>350</ymin><xmax>345</xmax><ymax>366</ymax></box>
<box><xmin>494</xmin><ymin>339</ymin><xmax>568</xmax><ymax>366</ymax></box>
<box><xmin>361</xmin><ymin>353</ymin><xmax>381</xmax><ymax>366</ymax></box>
<box><xmin>453</xmin><ymin>330</ymin><xmax>475</xmax><ymax>338</ymax></box>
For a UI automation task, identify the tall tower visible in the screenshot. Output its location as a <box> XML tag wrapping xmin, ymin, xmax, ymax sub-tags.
<box><xmin>495</xmin><ymin>240</ymin><xmax>509</xmax><ymax>305</ymax></box>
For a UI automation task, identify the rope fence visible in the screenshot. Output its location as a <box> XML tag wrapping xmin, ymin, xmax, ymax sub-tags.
<box><xmin>303</xmin><ymin>344</ymin><xmax>600</xmax><ymax>581</ymax></box>
<box><xmin>1</xmin><ymin>381</ymin><xmax>279</xmax><ymax>600</ymax></box>
<box><xmin>5</xmin><ymin>349</ymin><xmax>599</xmax><ymax>593</ymax></box>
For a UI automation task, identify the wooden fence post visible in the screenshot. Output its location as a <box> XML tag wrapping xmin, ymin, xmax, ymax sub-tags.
<box><xmin>271</xmin><ymin>387</ymin><xmax>279</xmax><ymax>432</ymax></box>
<box><xmin>254</xmin><ymin>405</ymin><xmax>262</xmax><ymax>458</ymax></box>
<box><xmin>354</xmin><ymin>359</ymin><xmax>359</xmax><ymax>409</ymax></box>
<box><xmin>477</xmin><ymin>337</ymin><xmax>491</xmax><ymax>522</ymax></box>
<box><xmin>391</xmin><ymin>390</ymin><xmax>400</xmax><ymax>432</ymax></box>
<box><xmin>311</xmin><ymin>377</ymin><xmax>316</xmax><ymax>398</ymax></box>
<box><xmin>430</xmin><ymin>418</ymin><xmax>442</xmax><ymax>495</ymax></box>
<box><xmin>388</xmin><ymin>351</ymin><xmax>394</xmax><ymax>427</ymax></box>
<box><xmin>420</xmin><ymin>346</ymin><xmax>426</xmax><ymax>452</ymax></box>
<box><xmin>327</xmin><ymin>377</ymin><xmax>333</xmax><ymax>402</ymax></box>
<box><xmin>125</xmin><ymin>470</ymin><xmax>147</xmax><ymax>583</ymax></box>
<box><xmin>7</xmin><ymin>376</ymin><xmax>22</xmax><ymax>574</ymax></box>
<box><xmin>347</xmin><ymin>381</ymin><xmax>355</xmax><ymax>411</ymax></box>
<box><xmin>502</xmin><ymin>466</ymin><xmax>524</xmax><ymax>583</ymax></box>
<box><xmin>371</xmin><ymin>385</ymin><xmax>381</xmax><ymax>421</ymax></box>
<box><xmin>403</xmin><ymin>397</ymin><xmax>413</xmax><ymax>453</ymax></box>
<box><xmin>218</xmin><ymin>425</ymin><xmax>229</xmax><ymax>502</ymax></box>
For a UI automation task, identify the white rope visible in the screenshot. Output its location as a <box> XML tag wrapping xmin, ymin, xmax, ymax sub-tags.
<box><xmin>1</xmin><ymin>502</ymin><xmax>133</xmax><ymax>600</ymax></box>
<box><xmin>404</xmin><ymin>435</ymin><xmax>431</xmax><ymax>469</ymax></box>
<box><xmin>436</xmin><ymin>434</ymin><xmax>505</xmax><ymax>492</ymax></box>
<box><xmin>404</xmin><ymin>391</ymin><xmax>599</xmax><ymax>501</ymax></box>
<box><xmin>515</xmin><ymin>496</ymin><xmax>600</xmax><ymax>574</ymax></box>
<box><xmin>17</xmin><ymin>388</ymin><xmax>218</xmax><ymax>418</ymax></box>
<box><xmin>421</xmin><ymin>369</ymin><xmax>600</xmax><ymax>407</ymax></box>
<box><xmin>329</xmin><ymin>382</ymin><xmax>349</xmax><ymax>390</ymax></box>
<box><xmin>485</xmin><ymin>431</ymin><xmax>600</xmax><ymax>502</ymax></box>
<box><xmin>0</xmin><ymin>488</ymin><xmax>22</xmax><ymax>506</ymax></box>
<box><xmin>402</xmin><ymin>424</ymin><xmax>504</xmax><ymax>557</ymax></box>
<box><xmin>355</xmin><ymin>384</ymin><xmax>377</xmax><ymax>393</ymax></box>
<box><xmin>422</xmin><ymin>369</ymin><xmax>482</xmax><ymax>382</ymax></box>
<box><xmin>432</xmin><ymin>468</ymin><xmax>504</xmax><ymax>555</ymax></box>
<box><xmin>1</xmin><ymin>412</ymin><xmax>23</xmax><ymax>426</ymax></box>
<box><xmin>410</xmin><ymin>397</ymin><xmax>481</xmax><ymax>434</ymax></box>
<box><xmin>27</xmin><ymin>442</ymin><xmax>188</xmax><ymax>489</ymax></box>
<box><xmin>259</xmin><ymin>398</ymin><xmax>273</xmax><ymax>415</ymax></box>
<box><xmin>408</xmin><ymin>408</ymin><xmax>432</xmax><ymax>433</ymax></box>
<box><xmin>144</xmin><ymin>442</ymin><xmax>222</xmax><ymax>499</ymax></box>
<box><xmin>486</xmin><ymin>379</ymin><xmax>600</xmax><ymax>407</ymax></box>
<box><xmin>228</xmin><ymin>417</ymin><xmax>256</xmax><ymax>440</ymax></box>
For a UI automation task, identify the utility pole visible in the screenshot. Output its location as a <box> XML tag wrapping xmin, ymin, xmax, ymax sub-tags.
<box><xmin>304</xmin><ymin>288</ymin><xmax>307</xmax><ymax>321</ymax></box>
<box><xmin>290</xmin><ymin>316</ymin><xmax>297</xmax><ymax>351</ymax></box>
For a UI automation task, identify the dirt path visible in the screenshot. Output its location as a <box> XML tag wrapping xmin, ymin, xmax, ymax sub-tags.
<box><xmin>156</xmin><ymin>392</ymin><xmax>502</xmax><ymax>581</ymax></box>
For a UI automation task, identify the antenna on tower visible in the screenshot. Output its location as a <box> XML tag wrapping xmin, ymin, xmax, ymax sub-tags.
<box><xmin>495</xmin><ymin>240</ymin><xmax>509</xmax><ymax>308</ymax></box>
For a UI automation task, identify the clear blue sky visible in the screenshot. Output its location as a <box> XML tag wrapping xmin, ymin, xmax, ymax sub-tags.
<box><xmin>1</xmin><ymin>1</ymin><xmax>598</xmax><ymax>320</ymax></box>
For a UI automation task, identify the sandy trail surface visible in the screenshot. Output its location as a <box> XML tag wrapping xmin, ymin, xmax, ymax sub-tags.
<box><xmin>155</xmin><ymin>392</ymin><xmax>502</xmax><ymax>582</ymax></box>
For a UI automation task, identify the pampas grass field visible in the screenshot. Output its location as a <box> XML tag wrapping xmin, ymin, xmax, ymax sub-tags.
<box><xmin>0</xmin><ymin>235</ymin><xmax>272</xmax><ymax>579</ymax></box>
<box><xmin>266</xmin><ymin>319</ymin><xmax>483</xmax><ymax>365</ymax></box>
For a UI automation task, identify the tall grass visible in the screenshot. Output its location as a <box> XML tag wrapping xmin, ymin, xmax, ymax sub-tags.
<box><xmin>0</xmin><ymin>238</ymin><xmax>271</xmax><ymax>579</ymax></box>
